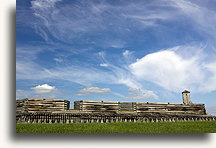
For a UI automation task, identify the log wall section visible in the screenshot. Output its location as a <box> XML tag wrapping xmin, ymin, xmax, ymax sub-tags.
<box><xmin>74</xmin><ymin>101</ymin><xmax>206</xmax><ymax>115</ymax></box>
<box><xmin>16</xmin><ymin>99</ymin><xmax>70</xmax><ymax>113</ymax></box>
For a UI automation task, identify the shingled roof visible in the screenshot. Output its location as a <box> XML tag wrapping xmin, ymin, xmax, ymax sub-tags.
<box><xmin>182</xmin><ymin>90</ymin><xmax>190</xmax><ymax>93</ymax></box>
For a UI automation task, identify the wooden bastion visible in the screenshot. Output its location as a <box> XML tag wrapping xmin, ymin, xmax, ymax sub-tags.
<box><xmin>16</xmin><ymin>90</ymin><xmax>215</xmax><ymax>123</ymax></box>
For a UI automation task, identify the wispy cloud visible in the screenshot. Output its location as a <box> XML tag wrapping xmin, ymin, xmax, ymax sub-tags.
<box><xmin>98</xmin><ymin>51</ymin><xmax>143</xmax><ymax>89</ymax></box>
<box><xmin>126</xmin><ymin>88</ymin><xmax>159</xmax><ymax>100</ymax></box>
<box><xmin>16</xmin><ymin>90</ymin><xmax>29</xmax><ymax>99</ymax></box>
<box><xmin>14</xmin><ymin>0</ymin><xmax>214</xmax><ymax>57</ymax></box>
<box><xmin>122</xmin><ymin>50</ymin><xmax>133</xmax><ymax>58</ymax></box>
<box><xmin>100</xmin><ymin>63</ymin><xmax>109</xmax><ymax>67</ymax></box>
<box><xmin>169</xmin><ymin>0</ymin><xmax>215</xmax><ymax>37</ymax></box>
<box><xmin>75</xmin><ymin>86</ymin><xmax>111</xmax><ymax>97</ymax></box>
<box><xmin>28</xmin><ymin>0</ymin><xmax>215</xmax><ymax>48</ymax></box>
<box><xmin>206</xmin><ymin>106</ymin><xmax>216</xmax><ymax>116</ymax></box>
<box><xmin>31</xmin><ymin>0</ymin><xmax>61</xmax><ymax>10</ymax></box>
<box><xmin>53</xmin><ymin>57</ymin><xmax>64</xmax><ymax>63</ymax></box>
<box><xmin>80</xmin><ymin>87</ymin><xmax>111</xmax><ymax>94</ymax></box>
<box><xmin>75</xmin><ymin>86</ymin><xmax>126</xmax><ymax>98</ymax></box>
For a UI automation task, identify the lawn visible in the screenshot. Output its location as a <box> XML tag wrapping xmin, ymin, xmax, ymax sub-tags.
<box><xmin>16</xmin><ymin>121</ymin><xmax>216</xmax><ymax>133</ymax></box>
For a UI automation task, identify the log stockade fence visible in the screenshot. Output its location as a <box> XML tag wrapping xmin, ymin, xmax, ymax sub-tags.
<box><xmin>16</xmin><ymin>113</ymin><xmax>215</xmax><ymax>124</ymax></box>
<box><xmin>16</xmin><ymin>90</ymin><xmax>215</xmax><ymax>123</ymax></box>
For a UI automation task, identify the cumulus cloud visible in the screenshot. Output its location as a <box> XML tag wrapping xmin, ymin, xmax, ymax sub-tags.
<box><xmin>31</xmin><ymin>84</ymin><xmax>56</xmax><ymax>93</ymax></box>
<box><xmin>129</xmin><ymin>45</ymin><xmax>216</xmax><ymax>93</ymax></box>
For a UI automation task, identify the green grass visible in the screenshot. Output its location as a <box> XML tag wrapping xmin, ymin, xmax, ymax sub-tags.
<box><xmin>16</xmin><ymin>121</ymin><xmax>216</xmax><ymax>133</ymax></box>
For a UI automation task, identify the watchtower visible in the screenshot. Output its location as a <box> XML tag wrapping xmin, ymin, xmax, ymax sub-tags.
<box><xmin>182</xmin><ymin>90</ymin><xmax>191</xmax><ymax>105</ymax></box>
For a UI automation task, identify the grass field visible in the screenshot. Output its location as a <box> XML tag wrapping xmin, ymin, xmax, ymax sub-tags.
<box><xmin>16</xmin><ymin>121</ymin><xmax>216</xmax><ymax>133</ymax></box>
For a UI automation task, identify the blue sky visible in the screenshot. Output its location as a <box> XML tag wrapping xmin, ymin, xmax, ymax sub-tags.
<box><xmin>16</xmin><ymin>0</ymin><xmax>215</xmax><ymax>114</ymax></box>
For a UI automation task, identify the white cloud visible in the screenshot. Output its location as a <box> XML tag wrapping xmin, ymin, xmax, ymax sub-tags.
<box><xmin>31</xmin><ymin>0</ymin><xmax>62</xmax><ymax>10</ymax></box>
<box><xmin>100</xmin><ymin>63</ymin><xmax>109</xmax><ymax>67</ymax></box>
<box><xmin>75</xmin><ymin>86</ymin><xmax>111</xmax><ymax>97</ymax></box>
<box><xmin>76</xmin><ymin>86</ymin><xmax>126</xmax><ymax>98</ymax></box>
<box><xmin>75</xmin><ymin>86</ymin><xmax>126</xmax><ymax>98</ymax></box>
<box><xmin>128</xmin><ymin>88</ymin><xmax>141</xmax><ymax>92</ymax></box>
<box><xmin>80</xmin><ymin>87</ymin><xmax>111</xmax><ymax>94</ymax></box>
<box><xmin>129</xmin><ymin>45</ymin><xmax>216</xmax><ymax>93</ymax></box>
<box><xmin>117</xmin><ymin>78</ymin><xmax>141</xmax><ymax>90</ymax></box>
<box><xmin>75</xmin><ymin>93</ymin><xmax>87</xmax><ymax>97</ymax></box>
<box><xmin>126</xmin><ymin>92</ymin><xmax>158</xmax><ymax>99</ymax></box>
<box><xmin>54</xmin><ymin>57</ymin><xmax>63</xmax><ymax>63</ymax></box>
<box><xmin>126</xmin><ymin>88</ymin><xmax>158</xmax><ymax>99</ymax></box>
<box><xmin>122</xmin><ymin>50</ymin><xmax>133</xmax><ymax>57</ymax></box>
<box><xmin>111</xmin><ymin>92</ymin><xmax>125</xmax><ymax>98</ymax></box>
<box><xmin>31</xmin><ymin>84</ymin><xmax>56</xmax><ymax>94</ymax></box>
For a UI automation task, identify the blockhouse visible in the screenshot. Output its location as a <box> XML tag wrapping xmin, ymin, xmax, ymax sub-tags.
<box><xmin>182</xmin><ymin>90</ymin><xmax>191</xmax><ymax>104</ymax></box>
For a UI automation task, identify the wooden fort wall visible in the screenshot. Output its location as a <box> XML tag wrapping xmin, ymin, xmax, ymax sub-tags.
<box><xmin>16</xmin><ymin>99</ymin><xmax>70</xmax><ymax>114</ymax></box>
<box><xmin>16</xmin><ymin>99</ymin><xmax>214</xmax><ymax>123</ymax></box>
<box><xmin>74</xmin><ymin>100</ymin><xmax>206</xmax><ymax>115</ymax></box>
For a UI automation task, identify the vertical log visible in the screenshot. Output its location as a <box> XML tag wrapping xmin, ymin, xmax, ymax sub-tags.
<box><xmin>128</xmin><ymin>118</ymin><xmax>131</xmax><ymax>122</ymax></box>
<box><xmin>134</xmin><ymin>118</ymin><xmax>137</xmax><ymax>123</ymax></box>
